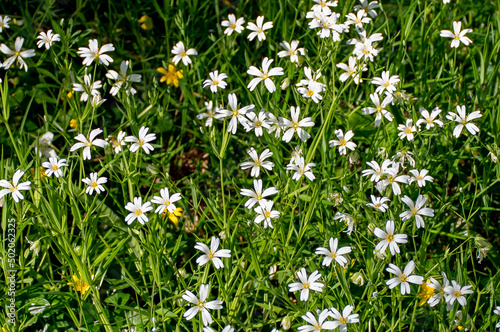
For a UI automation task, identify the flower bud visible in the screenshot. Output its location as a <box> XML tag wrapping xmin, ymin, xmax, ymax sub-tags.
<box><xmin>281</xmin><ymin>78</ymin><xmax>290</xmax><ymax>90</ymax></box>
<box><xmin>176</xmin><ymin>268</ymin><xmax>186</xmax><ymax>279</ymax></box>
<box><xmin>350</xmin><ymin>272</ymin><xmax>364</xmax><ymax>286</ymax></box>
<box><xmin>269</xmin><ymin>265</ymin><xmax>278</xmax><ymax>280</ymax></box>
<box><xmin>281</xmin><ymin>316</ymin><xmax>291</xmax><ymax>330</ymax></box>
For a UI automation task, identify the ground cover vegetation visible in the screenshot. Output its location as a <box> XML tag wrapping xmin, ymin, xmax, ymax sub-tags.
<box><xmin>0</xmin><ymin>0</ymin><xmax>500</xmax><ymax>331</ymax></box>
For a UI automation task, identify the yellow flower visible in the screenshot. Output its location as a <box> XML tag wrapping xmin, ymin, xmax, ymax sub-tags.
<box><xmin>67</xmin><ymin>90</ymin><xmax>74</xmax><ymax>99</ymax></box>
<box><xmin>417</xmin><ymin>279</ymin><xmax>435</xmax><ymax>306</ymax></box>
<box><xmin>163</xmin><ymin>207</ymin><xmax>182</xmax><ymax>226</ymax></box>
<box><xmin>69</xmin><ymin>119</ymin><xmax>78</xmax><ymax>129</ymax></box>
<box><xmin>30</xmin><ymin>167</ymin><xmax>48</xmax><ymax>180</ymax></box>
<box><xmin>67</xmin><ymin>273</ymin><xmax>94</xmax><ymax>295</ymax></box>
<box><xmin>139</xmin><ymin>15</ymin><xmax>153</xmax><ymax>30</ymax></box>
<box><xmin>158</xmin><ymin>65</ymin><xmax>183</xmax><ymax>88</ymax></box>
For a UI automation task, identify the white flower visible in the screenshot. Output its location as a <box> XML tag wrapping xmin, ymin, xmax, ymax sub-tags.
<box><xmin>386</xmin><ymin>260</ymin><xmax>424</xmax><ymax>295</ymax></box>
<box><xmin>336</xmin><ymin>56</ymin><xmax>366</xmax><ymax>84</ymax></box>
<box><xmin>0</xmin><ymin>16</ymin><xmax>11</xmax><ymax>33</ymax></box>
<box><xmin>125</xmin><ymin>126</ymin><xmax>156</xmax><ymax>154</ymax></box>
<box><xmin>443</xmin><ymin>280</ymin><xmax>474</xmax><ymax>306</ymax></box>
<box><xmin>288</xmin><ymin>268</ymin><xmax>324</xmax><ymax>301</ymax></box>
<box><xmin>105</xmin><ymin>60</ymin><xmax>142</xmax><ymax>96</ymax></box>
<box><xmin>0</xmin><ymin>170</ymin><xmax>31</xmax><ymax>203</ymax></box>
<box><xmin>362</xmin><ymin>93</ymin><xmax>394</xmax><ymax>127</ymax></box>
<box><xmin>171</xmin><ymin>41</ymin><xmax>197</xmax><ymax>66</ymax></box>
<box><xmin>77</xmin><ymin>39</ymin><xmax>114</xmax><ymax>66</ymax></box>
<box><xmin>311</xmin><ymin>0</ymin><xmax>338</xmax><ymax>15</ymax></box>
<box><xmin>72</xmin><ymin>74</ymin><xmax>102</xmax><ymax>102</ymax></box>
<box><xmin>400</xmin><ymin>195</ymin><xmax>434</xmax><ymax>229</ymax></box>
<box><xmin>203</xmin><ymin>70</ymin><xmax>228</xmax><ymax>93</ymax></box>
<box><xmin>495</xmin><ymin>305</ymin><xmax>500</xmax><ymax>316</ymax></box>
<box><xmin>221</xmin><ymin>14</ymin><xmax>245</xmax><ymax>36</ymax></box>
<box><xmin>297</xmin><ymin>67</ymin><xmax>326</xmax><ymax>91</ymax></box>
<box><xmin>298</xmin><ymin>310</ymin><xmax>335</xmax><ymax>332</ymax></box>
<box><xmin>246</xmin><ymin>110</ymin><xmax>270</xmax><ymax>137</ymax></box>
<box><xmin>374</xmin><ymin>220</ymin><xmax>407</xmax><ymax>256</ymax></box>
<box><xmin>182</xmin><ymin>284</ymin><xmax>223</xmax><ymax>326</ymax></box>
<box><xmin>329</xmin><ymin>129</ymin><xmax>357</xmax><ymax>155</ymax></box>
<box><xmin>277</xmin><ymin>40</ymin><xmax>304</xmax><ymax>63</ymax></box>
<box><xmin>366</xmin><ymin>195</ymin><xmax>391</xmax><ymax>212</ymax></box>
<box><xmin>91</xmin><ymin>94</ymin><xmax>106</xmax><ymax>107</ymax></box>
<box><xmin>290</xmin><ymin>146</ymin><xmax>303</xmax><ymax>165</ymax></box>
<box><xmin>446</xmin><ymin>105</ymin><xmax>482</xmax><ymax>138</ymax></box>
<box><xmin>124</xmin><ymin>197</ymin><xmax>153</xmax><ymax>225</ymax></box>
<box><xmin>345</xmin><ymin>9</ymin><xmax>371</xmax><ymax>29</ymax></box>
<box><xmin>334</xmin><ymin>212</ymin><xmax>356</xmax><ymax>235</ymax></box>
<box><xmin>70</xmin><ymin>128</ymin><xmax>107</xmax><ymax>160</ymax></box>
<box><xmin>266</xmin><ymin>112</ymin><xmax>283</xmax><ymax>138</ymax></box>
<box><xmin>254</xmin><ymin>200</ymin><xmax>280</xmax><ymax>228</ymax></box>
<box><xmin>308</xmin><ymin>11</ymin><xmax>346</xmax><ymax>40</ymax></box>
<box><xmin>197</xmin><ymin>101</ymin><xmax>217</xmax><ymax>127</ymax></box>
<box><xmin>247</xmin><ymin>57</ymin><xmax>284</xmax><ymax>93</ymax></box>
<box><xmin>397</xmin><ymin>119</ymin><xmax>417</xmax><ymax>141</ymax></box>
<box><xmin>36</xmin><ymin>132</ymin><xmax>57</xmax><ymax>158</ymax></box>
<box><xmin>315</xmin><ymin>237</ymin><xmax>352</xmax><ymax>267</ymax></box>
<box><xmin>392</xmin><ymin>150</ymin><xmax>416</xmax><ymax>168</ymax></box>
<box><xmin>372</xmin><ymin>71</ymin><xmax>400</xmax><ymax>95</ymax></box>
<box><xmin>246</xmin><ymin>16</ymin><xmax>273</xmax><ymax>41</ymax></box>
<box><xmin>0</xmin><ymin>37</ymin><xmax>35</xmax><ymax>71</ymax></box>
<box><xmin>297</xmin><ymin>82</ymin><xmax>323</xmax><ymax>103</ymax></box>
<box><xmin>426</xmin><ymin>273</ymin><xmax>449</xmax><ymax>307</ymax></box>
<box><xmin>36</xmin><ymin>30</ymin><xmax>60</xmax><ymax>49</ymax></box>
<box><xmin>416</xmin><ymin>107</ymin><xmax>444</xmax><ymax>129</ymax></box>
<box><xmin>150</xmin><ymin>188</ymin><xmax>182</xmax><ymax>214</ymax></box>
<box><xmin>354</xmin><ymin>0</ymin><xmax>379</xmax><ymax>18</ymax></box>
<box><xmin>376</xmin><ymin>164</ymin><xmax>410</xmax><ymax>196</ymax></box>
<box><xmin>280</xmin><ymin>106</ymin><xmax>315</xmax><ymax>142</ymax></box>
<box><xmin>195</xmin><ymin>236</ymin><xmax>231</xmax><ymax>269</ymax></box>
<box><xmin>361</xmin><ymin>159</ymin><xmax>392</xmax><ymax>183</ymax></box>
<box><xmin>287</xmin><ymin>157</ymin><xmax>316</xmax><ymax>181</ymax></box>
<box><xmin>240</xmin><ymin>179</ymin><xmax>278</xmax><ymax>209</ymax></box>
<box><xmin>493</xmin><ymin>306</ymin><xmax>500</xmax><ymax>329</ymax></box>
<box><xmin>216</xmin><ymin>93</ymin><xmax>254</xmax><ymax>134</ymax></box>
<box><xmin>330</xmin><ymin>305</ymin><xmax>359</xmax><ymax>332</ymax></box>
<box><xmin>107</xmin><ymin>131</ymin><xmax>127</xmax><ymax>153</ymax></box>
<box><xmin>349</xmin><ymin>30</ymin><xmax>382</xmax><ymax>61</ymax></box>
<box><xmin>409</xmin><ymin>169</ymin><xmax>433</xmax><ymax>187</ymax></box>
<box><xmin>240</xmin><ymin>147</ymin><xmax>275</xmax><ymax>178</ymax></box>
<box><xmin>440</xmin><ymin>21</ymin><xmax>473</xmax><ymax>48</ymax></box>
<box><xmin>42</xmin><ymin>157</ymin><xmax>68</xmax><ymax>178</ymax></box>
<box><xmin>82</xmin><ymin>172</ymin><xmax>107</xmax><ymax>195</ymax></box>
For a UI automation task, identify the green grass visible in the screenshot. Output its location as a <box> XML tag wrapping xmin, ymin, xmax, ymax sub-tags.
<box><xmin>0</xmin><ymin>0</ymin><xmax>500</xmax><ymax>331</ymax></box>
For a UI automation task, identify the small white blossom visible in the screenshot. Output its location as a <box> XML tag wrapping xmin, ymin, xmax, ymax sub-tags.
<box><xmin>247</xmin><ymin>16</ymin><xmax>273</xmax><ymax>41</ymax></box>
<box><xmin>440</xmin><ymin>21</ymin><xmax>473</xmax><ymax>48</ymax></box>
<box><xmin>221</xmin><ymin>14</ymin><xmax>245</xmax><ymax>36</ymax></box>
<box><xmin>203</xmin><ymin>70</ymin><xmax>228</xmax><ymax>93</ymax></box>
<box><xmin>42</xmin><ymin>157</ymin><xmax>68</xmax><ymax>178</ymax></box>
<box><xmin>195</xmin><ymin>236</ymin><xmax>231</xmax><ymax>269</ymax></box>
<box><xmin>124</xmin><ymin>197</ymin><xmax>153</xmax><ymax>225</ymax></box>
<box><xmin>36</xmin><ymin>30</ymin><xmax>61</xmax><ymax>49</ymax></box>
<box><xmin>77</xmin><ymin>39</ymin><xmax>114</xmax><ymax>66</ymax></box>
<box><xmin>171</xmin><ymin>41</ymin><xmax>198</xmax><ymax>66</ymax></box>
<box><xmin>82</xmin><ymin>172</ymin><xmax>107</xmax><ymax>195</ymax></box>
<box><xmin>125</xmin><ymin>126</ymin><xmax>156</xmax><ymax>154</ymax></box>
<box><xmin>288</xmin><ymin>268</ymin><xmax>324</xmax><ymax>301</ymax></box>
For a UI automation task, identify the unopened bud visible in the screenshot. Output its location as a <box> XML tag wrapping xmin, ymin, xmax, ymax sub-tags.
<box><xmin>281</xmin><ymin>78</ymin><xmax>290</xmax><ymax>90</ymax></box>
<box><xmin>281</xmin><ymin>316</ymin><xmax>291</xmax><ymax>330</ymax></box>
<box><xmin>350</xmin><ymin>272</ymin><xmax>364</xmax><ymax>286</ymax></box>
<box><xmin>269</xmin><ymin>265</ymin><xmax>278</xmax><ymax>280</ymax></box>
